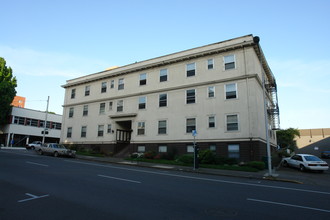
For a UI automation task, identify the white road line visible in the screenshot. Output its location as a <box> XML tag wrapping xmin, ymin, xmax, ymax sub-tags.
<box><xmin>247</xmin><ymin>198</ymin><xmax>330</xmax><ymax>213</ymax></box>
<box><xmin>98</xmin><ymin>174</ymin><xmax>141</xmax><ymax>184</ymax></box>
<box><xmin>18</xmin><ymin>193</ymin><xmax>49</xmax><ymax>203</ymax></box>
<box><xmin>66</xmin><ymin>160</ymin><xmax>330</xmax><ymax>195</ymax></box>
<box><xmin>26</xmin><ymin>161</ymin><xmax>49</xmax><ymax>167</ymax></box>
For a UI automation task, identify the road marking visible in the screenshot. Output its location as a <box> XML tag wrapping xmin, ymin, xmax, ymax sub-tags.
<box><xmin>66</xmin><ymin>160</ymin><xmax>330</xmax><ymax>195</ymax></box>
<box><xmin>98</xmin><ymin>174</ymin><xmax>141</xmax><ymax>184</ymax></box>
<box><xmin>247</xmin><ymin>198</ymin><xmax>330</xmax><ymax>213</ymax></box>
<box><xmin>26</xmin><ymin>161</ymin><xmax>49</xmax><ymax>167</ymax></box>
<box><xmin>18</xmin><ymin>193</ymin><xmax>49</xmax><ymax>203</ymax></box>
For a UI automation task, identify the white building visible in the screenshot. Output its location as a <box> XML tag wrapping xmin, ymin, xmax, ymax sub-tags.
<box><xmin>0</xmin><ymin>107</ymin><xmax>62</xmax><ymax>146</ymax></box>
<box><xmin>61</xmin><ymin>35</ymin><xmax>279</xmax><ymax>161</ymax></box>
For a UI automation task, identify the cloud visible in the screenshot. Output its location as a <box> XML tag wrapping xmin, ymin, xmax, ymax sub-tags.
<box><xmin>0</xmin><ymin>45</ymin><xmax>108</xmax><ymax>78</ymax></box>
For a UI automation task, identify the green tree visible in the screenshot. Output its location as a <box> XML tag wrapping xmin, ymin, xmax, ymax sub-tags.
<box><xmin>0</xmin><ymin>57</ymin><xmax>17</xmax><ymax>125</ymax></box>
<box><xmin>276</xmin><ymin>128</ymin><xmax>300</xmax><ymax>151</ymax></box>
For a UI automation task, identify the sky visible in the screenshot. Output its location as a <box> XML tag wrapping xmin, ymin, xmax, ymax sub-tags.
<box><xmin>1</xmin><ymin>0</ymin><xmax>330</xmax><ymax>129</ymax></box>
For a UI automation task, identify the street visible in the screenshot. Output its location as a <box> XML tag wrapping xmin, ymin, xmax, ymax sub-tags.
<box><xmin>1</xmin><ymin>149</ymin><xmax>330</xmax><ymax>220</ymax></box>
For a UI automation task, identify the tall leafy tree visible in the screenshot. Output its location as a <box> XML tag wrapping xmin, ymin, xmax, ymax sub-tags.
<box><xmin>276</xmin><ymin>128</ymin><xmax>300</xmax><ymax>151</ymax></box>
<box><xmin>0</xmin><ymin>57</ymin><xmax>17</xmax><ymax>125</ymax></box>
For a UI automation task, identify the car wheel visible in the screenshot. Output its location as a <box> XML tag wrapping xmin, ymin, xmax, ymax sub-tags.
<box><xmin>54</xmin><ymin>151</ymin><xmax>59</xmax><ymax>157</ymax></box>
<box><xmin>38</xmin><ymin>149</ymin><xmax>43</xmax><ymax>155</ymax></box>
<box><xmin>299</xmin><ymin>165</ymin><xmax>306</xmax><ymax>172</ymax></box>
<box><xmin>283</xmin><ymin>160</ymin><xmax>289</xmax><ymax>167</ymax></box>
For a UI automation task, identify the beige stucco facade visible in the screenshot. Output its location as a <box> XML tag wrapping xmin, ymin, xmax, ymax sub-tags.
<box><xmin>61</xmin><ymin>35</ymin><xmax>279</xmax><ymax>161</ymax></box>
<box><xmin>295</xmin><ymin>128</ymin><xmax>330</xmax><ymax>149</ymax></box>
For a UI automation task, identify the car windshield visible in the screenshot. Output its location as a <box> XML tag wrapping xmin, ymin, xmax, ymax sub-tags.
<box><xmin>304</xmin><ymin>156</ymin><xmax>322</xmax><ymax>161</ymax></box>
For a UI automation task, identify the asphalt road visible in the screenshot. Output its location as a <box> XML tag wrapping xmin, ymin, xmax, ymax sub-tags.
<box><xmin>1</xmin><ymin>150</ymin><xmax>330</xmax><ymax>220</ymax></box>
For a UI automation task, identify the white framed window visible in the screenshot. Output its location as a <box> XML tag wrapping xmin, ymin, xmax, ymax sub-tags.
<box><xmin>81</xmin><ymin>126</ymin><xmax>87</xmax><ymax>138</ymax></box>
<box><xmin>109</xmin><ymin>101</ymin><xmax>113</xmax><ymax>110</ymax></box>
<box><xmin>67</xmin><ymin>127</ymin><xmax>72</xmax><ymax>138</ymax></box>
<box><xmin>110</xmin><ymin>80</ymin><xmax>114</xmax><ymax>89</ymax></box>
<box><xmin>186</xmin><ymin>118</ymin><xmax>196</xmax><ymax>133</ymax></box>
<box><xmin>187</xmin><ymin>145</ymin><xmax>194</xmax><ymax>153</ymax></box>
<box><xmin>159</xmin><ymin>93</ymin><xmax>167</xmax><ymax>107</ymax></box>
<box><xmin>160</xmin><ymin>69</ymin><xmax>168</xmax><ymax>82</ymax></box>
<box><xmin>83</xmin><ymin>105</ymin><xmax>88</xmax><ymax>116</ymax></box>
<box><xmin>186</xmin><ymin>89</ymin><xmax>196</xmax><ymax>104</ymax></box>
<box><xmin>224</xmin><ymin>55</ymin><xmax>235</xmax><ymax>70</ymax></box>
<box><xmin>207</xmin><ymin>59</ymin><xmax>214</xmax><ymax>70</ymax></box>
<box><xmin>117</xmin><ymin>100</ymin><xmax>123</xmax><ymax>112</ymax></box>
<box><xmin>118</xmin><ymin>78</ymin><xmax>124</xmax><ymax>90</ymax></box>
<box><xmin>85</xmin><ymin>86</ymin><xmax>90</xmax><ymax>96</ymax></box>
<box><xmin>225</xmin><ymin>83</ymin><xmax>237</xmax><ymax>99</ymax></box>
<box><xmin>99</xmin><ymin>102</ymin><xmax>105</xmax><ymax>114</ymax></box>
<box><xmin>69</xmin><ymin>107</ymin><xmax>74</xmax><ymax>118</ymax></box>
<box><xmin>137</xmin><ymin>122</ymin><xmax>145</xmax><ymax>135</ymax></box>
<box><xmin>208</xmin><ymin>86</ymin><xmax>215</xmax><ymax>98</ymax></box>
<box><xmin>226</xmin><ymin>114</ymin><xmax>239</xmax><ymax>131</ymax></box>
<box><xmin>208</xmin><ymin>116</ymin><xmax>215</xmax><ymax>128</ymax></box>
<box><xmin>210</xmin><ymin>145</ymin><xmax>216</xmax><ymax>152</ymax></box>
<box><xmin>137</xmin><ymin>146</ymin><xmax>145</xmax><ymax>153</ymax></box>
<box><xmin>107</xmin><ymin>124</ymin><xmax>112</xmax><ymax>133</ymax></box>
<box><xmin>158</xmin><ymin>120</ymin><xmax>167</xmax><ymax>134</ymax></box>
<box><xmin>228</xmin><ymin>144</ymin><xmax>240</xmax><ymax>159</ymax></box>
<box><xmin>98</xmin><ymin>125</ymin><xmax>104</xmax><ymax>137</ymax></box>
<box><xmin>140</xmin><ymin>73</ymin><xmax>147</xmax><ymax>86</ymax></box>
<box><xmin>101</xmin><ymin>82</ymin><xmax>107</xmax><ymax>93</ymax></box>
<box><xmin>159</xmin><ymin>145</ymin><xmax>167</xmax><ymax>153</ymax></box>
<box><xmin>186</xmin><ymin>63</ymin><xmax>196</xmax><ymax>77</ymax></box>
<box><xmin>139</xmin><ymin>96</ymin><xmax>146</xmax><ymax>109</ymax></box>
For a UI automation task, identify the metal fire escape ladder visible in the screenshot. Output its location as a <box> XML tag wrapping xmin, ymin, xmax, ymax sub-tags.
<box><xmin>265</xmin><ymin>79</ymin><xmax>280</xmax><ymax>130</ymax></box>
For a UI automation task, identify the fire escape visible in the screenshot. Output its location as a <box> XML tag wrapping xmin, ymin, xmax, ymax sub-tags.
<box><xmin>265</xmin><ymin>79</ymin><xmax>280</xmax><ymax>130</ymax></box>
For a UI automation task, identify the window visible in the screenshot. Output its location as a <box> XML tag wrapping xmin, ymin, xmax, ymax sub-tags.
<box><xmin>107</xmin><ymin>124</ymin><xmax>112</xmax><ymax>133</ymax></box>
<box><xmin>208</xmin><ymin>86</ymin><xmax>215</xmax><ymax>98</ymax></box>
<box><xmin>228</xmin><ymin>144</ymin><xmax>240</xmax><ymax>159</ymax></box>
<box><xmin>83</xmin><ymin>105</ymin><xmax>88</xmax><ymax>116</ymax></box>
<box><xmin>187</xmin><ymin>145</ymin><xmax>194</xmax><ymax>153</ymax></box>
<box><xmin>159</xmin><ymin>146</ymin><xmax>167</xmax><ymax>153</ymax></box>
<box><xmin>71</xmin><ymin>89</ymin><xmax>76</xmax><ymax>99</ymax></box>
<box><xmin>118</xmin><ymin>78</ymin><xmax>124</xmax><ymax>90</ymax></box>
<box><xmin>186</xmin><ymin>118</ymin><xmax>196</xmax><ymax>133</ymax></box>
<box><xmin>98</xmin><ymin>125</ymin><xmax>104</xmax><ymax>137</ymax></box>
<box><xmin>67</xmin><ymin>127</ymin><xmax>72</xmax><ymax>138</ymax></box>
<box><xmin>69</xmin><ymin>107</ymin><xmax>74</xmax><ymax>118</ymax></box>
<box><xmin>186</xmin><ymin>89</ymin><xmax>196</xmax><ymax>104</ymax></box>
<box><xmin>186</xmin><ymin>63</ymin><xmax>196</xmax><ymax>77</ymax></box>
<box><xmin>140</xmin><ymin>73</ymin><xmax>147</xmax><ymax>86</ymax></box>
<box><xmin>85</xmin><ymin>86</ymin><xmax>90</xmax><ymax>96</ymax></box>
<box><xmin>159</xmin><ymin>93</ymin><xmax>167</xmax><ymax>107</ymax></box>
<box><xmin>225</xmin><ymin>83</ymin><xmax>237</xmax><ymax>99</ymax></box>
<box><xmin>31</xmin><ymin>119</ymin><xmax>38</xmax><ymax>127</ymax></box>
<box><xmin>226</xmin><ymin>114</ymin><xmax>239</xmax><ymax>131</ymax></box>
<box><xmin>207</xmin><ymin>59</ymin><xmax>214</xmax><ymax>69</ymax></box>
<box><xmin>139</xmin><ymin>97</ymin><xmax>146</xmax><ymax>109</ymax></box>
<box><xmin>224</xmin><ymin>55</ymin><xmax>235</xmax><ymax>70</ymax></box>
<box><xmin>109</xmin><ymin>101</ymin><xmax>113</xmax><ymax>110</ymax></box>
<box><xmin>137</xmin><ymin>122</ymin><xmax>145</xmax><ymax>135</ymax></box>
<box><xmin>160</xmin><ymin>69</ymin><xmax>168</xmax><ymax>82</ymax></box>
<box><xmin>81</xmin><ymin>126</ymin><xmax>87</xmax><ymax>137</ymax></box>
<box><xmin>210</xmin><ymin>145</ymin><xmax>216</xmax><ymax>152</ymax></box>
<box><xmin>99</xmin><ymin>103</ymin><xmax>105</xmax><ymax>114</ymax></box>
<box><xmin>137</xmin><ymin>146</ymin><xmax>145</xmax><ymax>152</ymax></box>
<box><xmin>117</xmin><ymin>100</ymin><xmax>123</xmax><ymax>112</ymax></box>
<box><xmin>158</xmin><ymin>120</ymin><xmax>167</xmax><ymax>134</ymax></box>
<box><xmin>101</xmin><ymin>82</ymin><xmax>107</xmax><ymax>93</ymax></box>
<box><xmin>110</xmin><ymin>80</ymin><xmax>114</xmax><ymax>89</ymax></box>
<box><xmin>209</xmin><ymin>116</ymin><xmax>215</xmax><ymax>128</ymax></box>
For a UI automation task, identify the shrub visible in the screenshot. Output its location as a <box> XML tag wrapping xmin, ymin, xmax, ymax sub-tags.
<box><xmin>224</xmin><ymin>157</ymin><xmax>237</xmax><ymax>165</ymax></box>
<box><xmin>199</xmin><ymin>149</ymin><xmax>216</xmax><ymax>164</ymax></box>
<box><xmin>247</xmin><ymin>161</ymin><xmax>265</xmax><ymax>170</ymax></box>
<box><xmin>144</xmin><ymin>151</ymin><xmax>156</xmax><ymax>159</ymax></box>
<box><xmin>177</xmin><ymin>154</ymin><xmax>194</xmax><ymax>164</ymax></box>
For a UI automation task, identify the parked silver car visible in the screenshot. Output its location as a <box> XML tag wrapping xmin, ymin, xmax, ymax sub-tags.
<box><xmin>282</xmin><ymin>154</ymin><xmax>329</xmax><ymax>172</ymax></box>
<box><xmin>35</xmin><ymin>143</ymin><xmax>76</xmax><ymax>158</ymax></box>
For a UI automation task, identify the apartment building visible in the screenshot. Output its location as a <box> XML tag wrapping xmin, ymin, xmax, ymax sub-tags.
<box><xmin>61</xmin><ymin>35</ymin><xmax>280</xmax><ymax>161</ymax></box>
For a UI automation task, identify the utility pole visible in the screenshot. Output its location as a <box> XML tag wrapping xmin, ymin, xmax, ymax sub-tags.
<box><xmin>42</xmin><ymin>96</ymin><xmax>50</xmax><ymax>144</ymax></box>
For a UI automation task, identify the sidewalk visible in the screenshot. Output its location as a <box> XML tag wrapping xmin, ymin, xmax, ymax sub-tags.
<box><xmin>75</xmin><ymin>154</ymin><xmax>304</xmax><ymax>184</ymax></box>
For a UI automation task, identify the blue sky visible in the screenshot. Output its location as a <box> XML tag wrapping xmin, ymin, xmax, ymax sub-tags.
<box><xmin>1</xmin><ymin>0</ymin><xmax>329</xmax><ymax>129</ymax></box>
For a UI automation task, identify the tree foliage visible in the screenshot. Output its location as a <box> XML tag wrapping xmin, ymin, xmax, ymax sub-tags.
<box><xmin>0</xmin><ymin>57</ymin><xmax>17</xmax><ymax>125</ymax></box>
<box><xmin>276</xmin><ymin>128</ymin><xmax>300</xmax><ymax>151</ymax></box>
